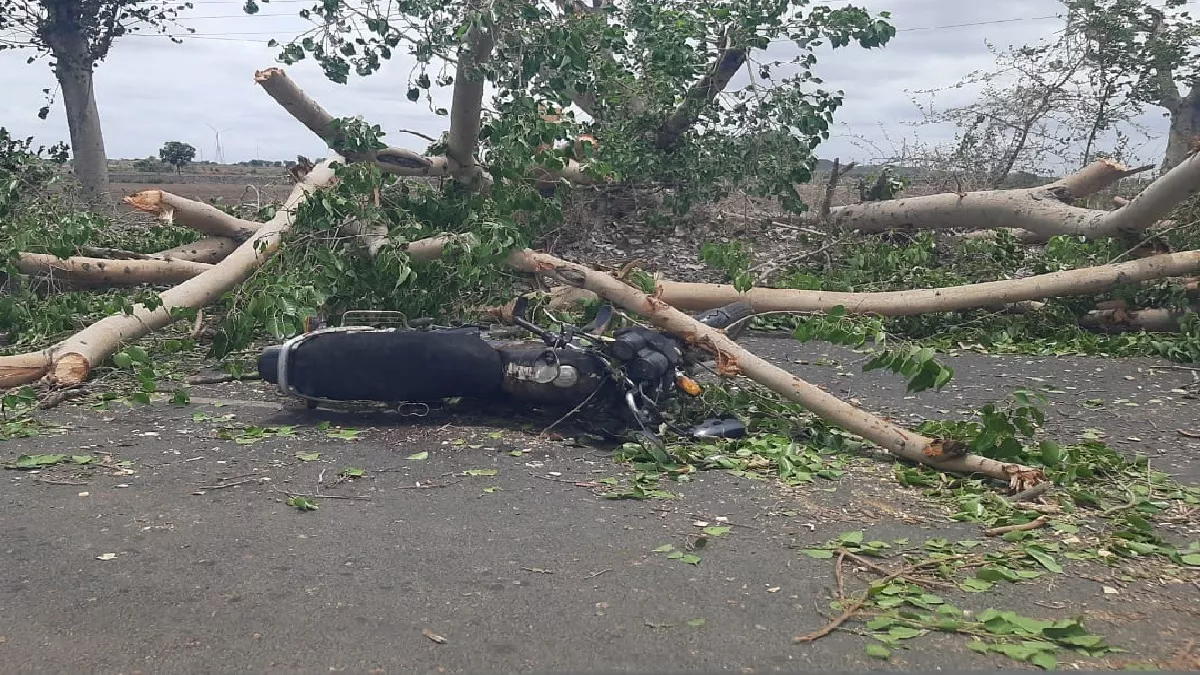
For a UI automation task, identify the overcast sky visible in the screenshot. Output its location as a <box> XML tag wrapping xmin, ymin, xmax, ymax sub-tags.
<box><xmin>0</xmin><ymin>0</ymin><xmax>1188</xmax><ymax>167</ymax></box>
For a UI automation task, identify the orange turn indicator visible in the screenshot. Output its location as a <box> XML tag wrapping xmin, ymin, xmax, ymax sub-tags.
<box><xmin>677</xmin><ymin>375</ymin><xmax>703</xmax><ymax>396</ymax></box>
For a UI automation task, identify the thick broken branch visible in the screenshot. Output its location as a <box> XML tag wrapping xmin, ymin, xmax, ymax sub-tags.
<box><xmin>812</xmin><ymin>158</ymin><xmax>1172</xmax><ymax>239</ymax></box>
<box><xmin>508</xmin><ymin>250</ymin><xmax>1044</xmax><ymax>487</ymax></box>
<box><xmin>254</xmin><ymin>68</ymin><xmax>450</xmax><ymax>178</ymax></box>
<box><xmin>656</xmin><ymin>44</ymin><xmax>747</xmax><ymax>151</ymax></box>
<box><xmin>15</xmin><ymin>253</ymin><xmax>214</xmax><ymax>288</ymax></box>
<box><xmin>258</xmin><ymin>67</ymin><xmax>595</xmax><ymax>190</ymax></box>
<box><xmin>0</xmin><ymin>159</ymin><xmax>340</xmax><ymax>388</ymax></box>
<box><xmin>653</xmin><ymin>248</ymin><xmax>1200</xmax><ymax>314</ymax></box>
<box><xmin>122</xmin><ymin>191</ymin><xmax>261</xmax><ymax>240</ymax></box>
<box><xmin>1079</xmin><ymin>305</ymin><xmax>1199</xmax><ymax>333</ymax></box>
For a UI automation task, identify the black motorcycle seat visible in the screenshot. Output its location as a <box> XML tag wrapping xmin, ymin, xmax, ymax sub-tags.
<box><xmin>258</xmin><ymin>328</ymin><xmax>505</xmax><ymax>402</ymax></box>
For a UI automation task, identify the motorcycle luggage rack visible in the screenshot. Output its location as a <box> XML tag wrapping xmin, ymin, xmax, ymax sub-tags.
<box><xmin>340</xmin><ymin>310</ymin><xmax>410</xmax><ymax>330</ymax></box>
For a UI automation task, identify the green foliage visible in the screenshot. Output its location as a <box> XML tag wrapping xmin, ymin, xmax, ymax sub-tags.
<box><xmin>855</xmin><ymin>167</ymin><xmax>907</xmax><ymax>201</ymax></box>
<box><xmin>700</xmin><ymin>240</ymin><xmax>753</xmax><ymax>291</ymax></box>
<box><xmin>244</xmin><ymin>0</ymin><xmax>895</xmax><ymax>215</ymax></box>
<box><xmin>158</xmin><ymin>141</ymin><xmax>196</xmax><ymax>173</ymax></box>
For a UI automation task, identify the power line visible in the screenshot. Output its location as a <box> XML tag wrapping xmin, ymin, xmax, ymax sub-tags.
<box><xmin>895</xmin><ymin>15</ymin><xmax>1063</xmax><ymax>32</ymax></box>
<box><xmin>127</xmin><ymin>13</ymin><xmax>1075</xmax><ymax>43</ymax></box>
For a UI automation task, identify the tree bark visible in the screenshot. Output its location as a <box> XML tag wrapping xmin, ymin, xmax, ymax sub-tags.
<box><xmin>809</xmin><ymin>158</ymin><xmax>1173</xmax><ymax>239</ymax></box>
<box><xmin>656</xmin><ymin>45</ymin><xmax>747</xmax><ymax>151</ymax></box>
<box><xmin>122</xmin><ymin>191</ymin><xmax>262</xmax><ymax>240</ymax></box>
<box><xmin>0</xmin><ymin>159</ymin><xmax>339</xmax><ymax>388</ymax></box>
<box><xmin>50</xmin><ymin>32</ymin><xmax>111</xmax><ymax>207</ymax></box>
<box><xmin>1079</xmin><ymin>305</ymin><xmax>1199</xmax><ymax>333</ymax></box>
<box><xmin>509</xmin><ymin>250</ymin><xmax>1046</xmax><ymax>488</ymax></box>
<box><xmin>1161</xmin><ymin>85</ymin><xmax>1200</xmax><ymax>172</ymax></box>
<box><xmin>155</xmin><ymin>237</ymin><xmax>240</xmax><ymax>264</ymax></box>
<box><xmin>257</xmin><ymin>68</ymin><xmax>596</xmax><ymax>190</ymax></box>
<box><xmin>446</xmin><ymin>0</ymin><xmax>495</xmax><ymax>186</ymax></box>
<box><xmin>254</xmin><ymin>68</ymin><xmax>451</xmax><ymax>178</ymax></box>
<box><xmin>15</xmin><ymin>253</ymin><xmax>214</xmax><ymax>289</ymax></box>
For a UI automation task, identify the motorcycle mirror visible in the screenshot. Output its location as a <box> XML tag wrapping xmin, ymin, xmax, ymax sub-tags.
<box><xmin>688</xmin><ymin>417</ymin><xmax>747</xmax><ymax>439</ymax></box>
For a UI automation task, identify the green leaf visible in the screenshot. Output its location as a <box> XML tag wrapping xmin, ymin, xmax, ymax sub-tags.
<box><xmin>294</xmin><ymin>451</ymin><xmax>321</xmax><ymax>462</ymax></box>
<box><xmin>966</xmin><ymin>640</ymin><xmax>991</xmax><ymax>654</ymax></box>
<box><xmin>287</xmin><ymin>496</ymin><xmax>318</xmax><ymax>511</ymax></box>
<box><xmin>71</xmin><ymin>455</ymin><xmax>94</xmax><ymax>464</ymax></box>
<box><xmin>1025</xmin><ymin>548</ymin><xmax>1064</xmax><ymax>574</ymax></box>
<box><xmin>802</xmin><ymin>549</ymin><xmax>834</xmax><ymax>559</ymax></box>
<box><xmin>865</xmin><ymin>617</ymin><xmax>896</xmax><ymax>630</ymax></box>
<box><xmin>1180</xmin><ymin>553</ymin><xmax>1200</xmax><ymax>566</ymax></box>
<box><xmin>888</xmin><ymin>626</ymin><xmax>922</xmax><ymax>639</ymax></box>
<box><xmin>11</xmin><ymin>453</ymin><xmax>67</xmax><ymax>468</ymax></box>
<box><xmin>686</xmin><ymin>618</ymin><xmax>706</xmax><ymax>628</ymax></box>
<box><xmin>838</xmin><ymin>530</ymin><xmax>864</xmax><ymax>543</ymax></box>
<box><xmin>406</xmin><ymin>451</ymin><xmax>429</xmax><ymax>460</ymax></box>
<box><xmin>653</xmin><ymin>544</ymin><xmax>675</xmax><ymax>553</ymax></box>
<box><xmin>680</xmin><ymin>554</ymin><xmax>702</xmax><ymax>565</ymax></box>
<box><xmin>702</xmin><ymin>526</ymin><xmax>731</xmax><ymax>537</ymax></box>
<box><xmin>340</xmin><ymin>467</ymin><xmax>365</xmax><ymax>477</ymax></box>
<box><xmin>1030</xmin><ymin>652</ymin><xmax>1057</xmax><ymax>670</ymax></box>
<box><xmin>865</xmin><ymin>643</ymin><xmax>891</xmax><ymax>660</ymax></box>
<box><xmin>464</xmin><ymin>468</ymin><xmax>498</xmax><ymax>476</ymax></box>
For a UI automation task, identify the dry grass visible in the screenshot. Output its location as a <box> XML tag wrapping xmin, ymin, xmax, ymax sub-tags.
<box><xmin>109</xmin><ymin>181</ymin><xmax>293</xmax><ymax>206</ymax></box>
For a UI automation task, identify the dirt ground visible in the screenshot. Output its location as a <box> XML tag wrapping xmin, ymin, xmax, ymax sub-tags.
<box><xmin>3</xmin><ymin>335</ymin><xmax>1197</xmax><ymax>673</ymax></box>
<box><xmin>109</xmin><ymin>181</ymin><xmax>295</xmax><ymax>207</ymax></box>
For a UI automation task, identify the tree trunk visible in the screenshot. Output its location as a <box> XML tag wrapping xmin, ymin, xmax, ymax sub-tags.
<box><xmin>1161</xmin><ymin>85</ymin><xmax>1200</xmax><ymax>172</ymax></box>
<box><xmin>51</xmin><ymin>33</ymin><xmax>111</xmax><ymax>207</ymax></box>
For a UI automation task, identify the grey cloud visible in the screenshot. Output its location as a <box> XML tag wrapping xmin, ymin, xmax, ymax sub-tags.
<box><xmin>0</xmin><ymin>0</ymin><xmax>1186</xmax><ymax>168</ymax></box>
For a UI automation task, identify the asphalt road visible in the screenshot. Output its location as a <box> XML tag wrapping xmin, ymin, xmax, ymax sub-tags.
<box><xmin>2</xmin><ymin>336</ymin><xmax>1197</xmax><ymax>673</ymax></box>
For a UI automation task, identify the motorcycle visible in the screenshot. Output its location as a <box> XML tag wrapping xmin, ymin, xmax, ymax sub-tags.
<box><xmin>256</xmin><ymin>296</ymin><xmax>756</xmax><ymax>443</ymax></box>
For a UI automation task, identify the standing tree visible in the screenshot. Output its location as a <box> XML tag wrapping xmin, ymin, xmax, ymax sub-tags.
<box><xmin>0</xmin><ymin>0</ymin><xmax>195</xmax><ymax>205</ymax></box>
<box><xmin>1062</xmin><ymin>0</ymin><xmax>1200</xmax><ymax>171</ymax></box>
<box><xmin>158</xmin><ymin>140</ymin><xmax>195</xmax><ymax>173</ymax></box>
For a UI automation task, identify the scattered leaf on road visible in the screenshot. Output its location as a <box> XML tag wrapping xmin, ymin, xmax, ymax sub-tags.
<box><xmin>294</xmin><ymin>452</ymin><xmax>321</xmax><ymax>462</ymax></box>
<box><xmin>865</xmin><ymin>643</ymin><xmax>891</xmax><ymax>660</ymax></box>
<box><xmin>287</xmin><ymin>496</ymin><xmax>319</xmax><ymax>511</ymax></box>
<box><xmin>406</xmin><ymin>451</ymin><xmax>429</xmax><ymax>461</ymax></box>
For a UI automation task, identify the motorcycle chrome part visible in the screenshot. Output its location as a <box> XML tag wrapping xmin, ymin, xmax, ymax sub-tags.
<box><xmin>341</xmin><ymin>310</ymin><xmax>410</xmax><ymax>330</ymax></box>
<box><xmin>552</xmin><ymin>365</ymin><xmax>579</xmax><ymax>388</ymax></box>
<box><xmin>689</xmin><ymin>417</ymin><xmax>748</xmax><ymax>439</ymax></box>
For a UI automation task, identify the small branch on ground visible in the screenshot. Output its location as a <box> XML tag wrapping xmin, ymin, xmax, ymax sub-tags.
<box><xmin>793</xmin><ymin>557</ymin><xmax>946</xmax><ymax>643</ymax></box>
<box><xmin>984</xmin><ymin>515</ymin><xmax>1049</xmax><ymax>536</ymax></box>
